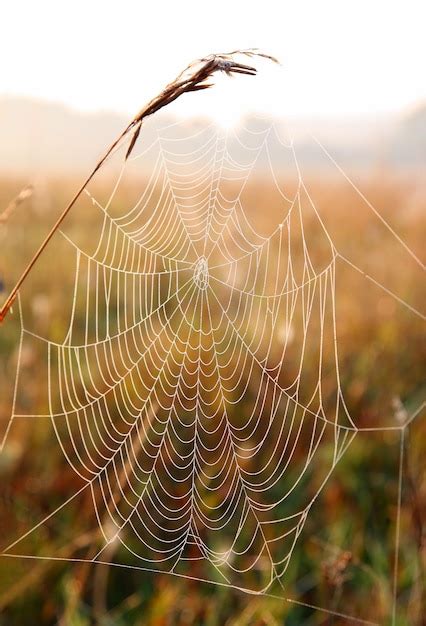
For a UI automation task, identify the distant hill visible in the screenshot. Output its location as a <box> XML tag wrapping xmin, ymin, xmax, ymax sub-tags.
<box><xmin>385</xmin><ymin>103</ymin><xmax>426</xmax><ymax>167</ymax></box>
<box><xmin>0</xmin><ymin>96</ymin><xmax>424</xmax><ymax>175</ymax></box>
<box><xmin>0</xmin><ymin>96</ymin><xmax>127</xmax><ymax>174</ymax></box>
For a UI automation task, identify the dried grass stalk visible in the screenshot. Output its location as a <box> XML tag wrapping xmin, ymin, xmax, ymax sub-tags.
<box><xmin>0</xmin><ymin>49</ymin><xmax>277</xmax><ymax>323</ymax></box>
<box><xmin>123</xmin><ymin>49</ymin><xmax>279</xmax><ymax>159</ymax></box>
<box><xmin>0</xmin><ymin>185</ymin><xmax>33</xmax><ymax>225</ymax></box>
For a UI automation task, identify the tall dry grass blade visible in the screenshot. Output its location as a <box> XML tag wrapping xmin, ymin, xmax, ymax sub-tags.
<box><xmin>0</xmin><ymin>185</ymin><xmax>33</xmax><ymax>225</ymax></box>
<box><xmin>0</xmin><ymin>49</ymin><xmax>277</xmax><ymax>323</ymax></box>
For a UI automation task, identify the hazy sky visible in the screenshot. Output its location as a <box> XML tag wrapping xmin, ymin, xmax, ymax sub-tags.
<box><xmin>1</xmin><ymin>0</ymin><xmax>425</xmax><ymax>125</ymax></box>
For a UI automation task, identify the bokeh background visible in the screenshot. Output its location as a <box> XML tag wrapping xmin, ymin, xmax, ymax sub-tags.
<box><xmin>0</xmin><ymin>1</ymin><xmax>425</xmax><ymax>625</ymax></box>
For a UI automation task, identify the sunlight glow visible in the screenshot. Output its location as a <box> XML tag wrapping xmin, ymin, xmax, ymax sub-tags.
<box><xmin>0</xmin><ymin>0</ymin><xmax>424</xmax><ymax>119</ymax></box>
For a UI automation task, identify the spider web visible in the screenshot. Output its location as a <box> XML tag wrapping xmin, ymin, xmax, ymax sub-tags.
<box><xmin>0</xmin><ymin>115</ymin><xmax>424</xmax><ymax>624</ymax></box>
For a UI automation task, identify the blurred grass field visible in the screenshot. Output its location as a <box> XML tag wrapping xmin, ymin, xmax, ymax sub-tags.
<box><xmin>0</xmin><ymin>167</ymin><xmax>424</xmax><ymax>626</ymax></box>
